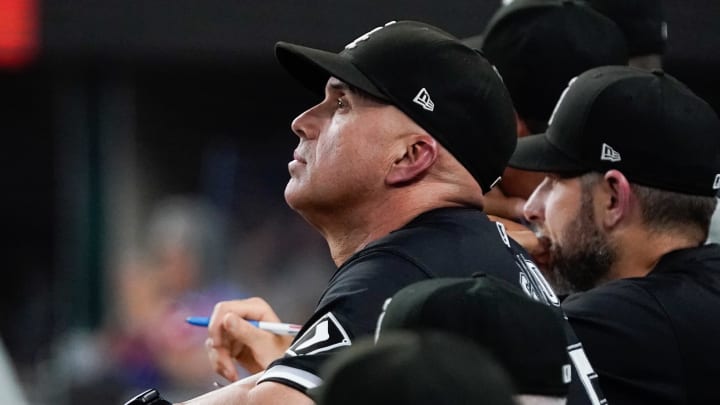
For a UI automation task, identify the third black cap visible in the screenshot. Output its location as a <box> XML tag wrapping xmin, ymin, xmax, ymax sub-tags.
<box><xmin>473</xmin><ymin>0</ymin><xmax>628</xmax><ymax>131</ymax></box>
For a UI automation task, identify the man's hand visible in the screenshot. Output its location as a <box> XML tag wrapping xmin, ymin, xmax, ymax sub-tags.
<box><xmin>484</xmin><ymin>187</ymin><xmax>527</xmax><ymax>221</ymax></box>
<box><xmin>488</xmin><ymin>215</ymin><xmax>550</xmax><ymax>270</ymax></box>
<box><xmin>206</xmin><ymin>298</ymin><xmax>295</xmax><ymax>381</ymax></box>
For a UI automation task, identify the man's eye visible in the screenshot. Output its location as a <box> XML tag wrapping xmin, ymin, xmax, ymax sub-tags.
<box><xmin>336</xmin><ymin>98</ymin><xmax>348</xmax><ymax>109</ymax></box>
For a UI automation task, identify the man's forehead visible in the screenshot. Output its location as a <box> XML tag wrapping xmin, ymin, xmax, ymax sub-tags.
<box><xmin>326</xmin><ymin>76</ymin><xmax>391</xmax><ymax>107</ymax></box>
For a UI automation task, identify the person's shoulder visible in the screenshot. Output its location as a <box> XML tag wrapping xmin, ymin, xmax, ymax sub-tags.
<box><xmin>569</xmin><ymin>245</ymin><xmax>720</xmax><ymax>309</ymax></box>
<box><xmin>335</xmin><ymin>249</ymin><xmax>431</xmax><ymax>282</ymax></box>
<box><xmin>655</xmin><ymin>243</ymin><xmax>720</xmax><ymax>274</ymax></box>
<box><xmin>562</xmin><ymin>278</ymin><xmax>656</xmax><ymax>315</ymax></box>
<box><xmin>562</xmin><ymin>280</ymin><xmax>676</xmax><ymax>350</ymax></box>
<box><xmin>382</xmin><ymin>207</ymin><xmax>491</xmax><ymax>239</ymax></box>
<box><xmin>320</xmin><ymin>250</ymin><xmax>432</xmax><ymax>309</ymax></box>
<box><xmin>369</xmin><ymin>207</ymin><xmax>509</xmax><ymax>253</ymax></box>
<box><xmin>562</xmin><ymin>245</ymin><xmax>720</xmax><ymax>312</ymax></box>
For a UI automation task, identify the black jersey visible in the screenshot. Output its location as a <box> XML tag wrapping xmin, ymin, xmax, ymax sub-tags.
<box><xmin>563</xmin><ymin>244</ymin><xmax>720</xmax><ymax>405</ymax></box>
<box><xmin>258</xmin><ymin>207</ymin><xmax>603</xmax><ymax>404</ymax></box>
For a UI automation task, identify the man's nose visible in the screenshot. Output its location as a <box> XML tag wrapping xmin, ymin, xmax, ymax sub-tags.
<box><xmin>291</xmin><ymin>103</ymin><xmax>323</xmax><ymax>140</ymax></box>
<box><xmin>523</xmin><ymin>178</ymin><xmax>549</xmax><ymax>224</ymax></box>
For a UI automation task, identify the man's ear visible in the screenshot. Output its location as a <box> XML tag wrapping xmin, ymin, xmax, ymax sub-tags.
<box><xmin>602</xmin><ymin>170</ymin><xmax>632</xmax><ymax>228</ymax></box>
<box><xmin>386</xmin><ymin>135</ymin><xmax>438</xmax><ymax>186</ymax></box>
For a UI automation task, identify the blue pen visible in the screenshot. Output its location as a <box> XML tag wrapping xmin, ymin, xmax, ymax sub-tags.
<box><xmin>186</xmin><ymin>316</ymin><xmax>302</xmax><ymax>336</ymax></box>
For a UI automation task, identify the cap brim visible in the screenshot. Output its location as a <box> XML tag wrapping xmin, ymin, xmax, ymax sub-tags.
<box><xmin>275</xmin><ymin>42</ymin><xmax>388</xmax><ymax>100</ymax></box>
<box><xmin>508</xmin><ymin>133</ymin><xmax>589</xmax><ymax>173</ymax></box>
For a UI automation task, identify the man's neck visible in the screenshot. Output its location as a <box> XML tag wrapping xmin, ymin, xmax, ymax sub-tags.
<box><xmin>321</xmin><ymin>203</ymin><xmax>450</xmax><ymax>266</ymax></box>
<box><xmin>608</xmin><ymin>226</ymin><xmax>702</xmax><ymax>281</ymax></box>
<box><xmin>302</xmin><ymin>178</ymin><xmax>484</xmax><ymax>267</ymax></box>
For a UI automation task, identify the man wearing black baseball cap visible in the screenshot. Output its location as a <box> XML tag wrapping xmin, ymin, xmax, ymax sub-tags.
<box><xmin>464</xmin><ymin>0</ymin><xmax>629</xmax><ymax>261</ymax></box>
<box><xmin>509</xmin><ymin>65</ymin><xmax>720</xmax><ymax>403</ymax></box>
<box><xmin>168</xmin><ymin>20</ymin><xmax>548</xmax><ymax>405</ymax></box>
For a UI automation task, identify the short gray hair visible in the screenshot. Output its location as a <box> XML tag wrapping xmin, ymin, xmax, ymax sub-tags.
<box><xmin>578</xmin><ymin>172</ymin><xmax>717</xmax><ymax>241</ymax></box>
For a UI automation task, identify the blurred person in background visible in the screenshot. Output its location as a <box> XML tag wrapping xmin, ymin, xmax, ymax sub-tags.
<box><xmin>109</xmin><ymin>196</ymin><xmax>245</xmax><ymax>396</ymax></box>
<box><xmin>54</xmin><ymin>196</ymin><xmax>245</xmax><ymax>403</ymax></box>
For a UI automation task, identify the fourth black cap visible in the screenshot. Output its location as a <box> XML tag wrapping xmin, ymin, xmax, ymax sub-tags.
<box><xmin>275</xmin><ymin>20</ymin><xmax>517</xmax><ymax>192</ymax></box>
<box><xmin>376</xmin><ymin>273</ymin><xmax>571</xmax><ymax>397</ymax></box>
<box><xmin>312</xmin><ymin>332</ymin><xmax>516</xmax><ymax>405</ymax></box>
<box><xmin>509</xmin><ymin>66</ymin><xmax>720</xmax><ymax>196</ymax></box>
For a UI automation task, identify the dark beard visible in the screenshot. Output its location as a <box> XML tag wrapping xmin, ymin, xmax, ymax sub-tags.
<box><xmin>549</xmin><ymin>193</ymin><xmax>616</xmax><ymax>293</ymax></box>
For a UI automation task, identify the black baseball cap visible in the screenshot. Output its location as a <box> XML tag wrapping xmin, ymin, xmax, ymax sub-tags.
<box><xmin>469</xmin><ymin>0</ymin><xmax>628</xmax><ymax>132</ymax></box>
<box><xmin>275</xmin><ymin>20</ymin><xmax>517</xmax><ymax>192</ymax></box>
<box><xmin>509</xmin><ymin>66</ymin><xmax>720</xmax><ymax>197</ymax></box>
<box><xmin>587</xmin><ymin>0</ymin><xmax>667</xmax><ymax>57</ymax></box>
<box><xmin>377</xmin><ymin>273</ymin><xmax>571</xmax><ymax>397</ymax></box>
<box><xmin>312</xmin><ymin>331</ymin><xmax>516</xmax><ymax>405</ymax></box>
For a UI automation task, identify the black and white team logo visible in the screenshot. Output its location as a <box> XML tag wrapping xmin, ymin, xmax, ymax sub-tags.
<box><xmin>286</xmin><ymin>312</ymin><xmax>351</xmax><ymax>357</ymax></box>
<box><xmin>345</xmin><ymin>21</ymin><xmax>396</xmax><ymax>49</ymax></box>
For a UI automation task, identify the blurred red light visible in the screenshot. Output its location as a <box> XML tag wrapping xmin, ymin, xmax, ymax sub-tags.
<box><xmin>0</xmin><ymin>0</ymin><xmax>38</xmax><ymax>69</ymax></box>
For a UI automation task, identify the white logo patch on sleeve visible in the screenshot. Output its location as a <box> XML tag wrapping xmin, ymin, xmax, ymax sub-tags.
<box><xmin>286</xmin><ymin>312</ymin><xmax>351</xmax><ymax>356</ymax></box>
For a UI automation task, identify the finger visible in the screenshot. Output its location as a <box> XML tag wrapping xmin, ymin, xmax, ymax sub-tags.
<box><xmin>207</xmin><ymin>298</ymin><xmax>281</xmax><ymax>344</ymax></box>
<box><xmin>236</xmin><ymin>297</ymin><xmax>283</xmax><ymax>323</ymax></box>
<box><xmin>222</xmin><ymin>312</ymin><xmax>270</xmax><ymax>348</ymax></box>
<box><xmin>206</xmin><ymin>338</ymin><xmax>240</xmax><ymax>382</ymax></box>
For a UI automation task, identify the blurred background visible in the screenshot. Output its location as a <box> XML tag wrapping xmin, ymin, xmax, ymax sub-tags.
<box><xmin>1</xmin><ymin>0</ymin><xmax>719</xmax><ymax>403</ymax></box>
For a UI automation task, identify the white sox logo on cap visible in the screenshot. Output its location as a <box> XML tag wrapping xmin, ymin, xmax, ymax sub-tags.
<box><xmin>345</xmin><ymin>21</ymin><xmax>396</xmax><ymax>50</ymax></box>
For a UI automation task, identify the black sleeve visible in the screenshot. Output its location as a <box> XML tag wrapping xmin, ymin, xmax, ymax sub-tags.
<box><xmin>257</xmin><ymin>251</ymin><xmax>429</xmax><ymax>394</ymax></box>
<box><xmin>563</xmin><ymin>283</ymin><xmax>684</xmax><ymax>405</ymax></box>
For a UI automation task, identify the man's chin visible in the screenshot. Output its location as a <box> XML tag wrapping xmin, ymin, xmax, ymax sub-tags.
<box><xmin>545</xmin><ymin>266</ymin><xmax>578</xmax><ymax>297</ymax></box>
<box><xmin>284</xmin><ymin>183</ymin><xmax>303</xmax><ymax>209</ymax></box>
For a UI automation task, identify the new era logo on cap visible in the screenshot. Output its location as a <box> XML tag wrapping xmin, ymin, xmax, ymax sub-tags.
<box><xmin>413</xmin><ymin>88</ymin><xmax>435</xmax><ymax>111</ymax></box>
<box><xmin>600</xmin><ymin>143</ymin><xmax>621</xmax><ymax>162</ymax></box>
<box><xmin>713</xmin><ymin>174</ymin><xmax>720</xmax><ymax>190</ymax></box>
